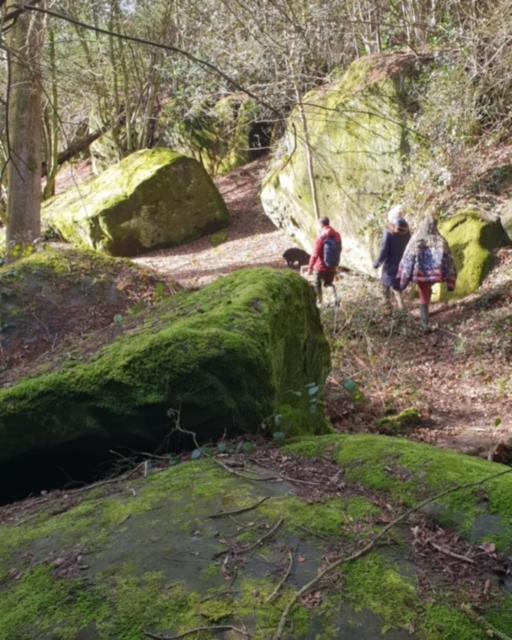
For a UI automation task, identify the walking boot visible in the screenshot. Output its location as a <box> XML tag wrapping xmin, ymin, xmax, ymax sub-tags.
<box><xmin>420</xmin><ymin>303</ymin><xmax>431</xmax><ymax>333</ymax></box>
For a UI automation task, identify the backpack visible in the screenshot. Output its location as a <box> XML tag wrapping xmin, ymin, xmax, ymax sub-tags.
<box><xmin>323</xmin><ymin>236</ymin><xmax>342</xmax><ymax>268</ymax></box>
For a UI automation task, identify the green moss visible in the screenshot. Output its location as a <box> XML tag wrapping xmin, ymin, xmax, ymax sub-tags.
<box><xmin>0</xmin><ymin>566</ymin><xmax>103</xmax><ymax>640</ymax></box>
<box><xmin>439</xmin><ymin>211</ymin><xmax>507</xmax><ymax>299</ymax></box>
<box><xmin>43</xmin><ymin>148</ymin><xmax>230</xmax><ymax>256</ymax></box>
<box><xmin>160</xmin><ymin>96</ymin><xmax>257</xmax><ymax>177</ymax></box>
<box><xmin>422</xmin><ymin>605</ymin><xmax>486</xmax><ymax>640</ymax></box>
<box><xmin>376</xmin><ymin>407</ymin><xmax>422</xmax><ymax>434</ymax></box>
<box><xmin>209</xmin><ymin>229</ymin><xmax>229</xmax><ymax>246</ymax></box>
<box><xmin>284</xmin><ymin>434</ymin><xmax>512</xmax><ymax>550</ymax></box>
<box><xmin>343</xmin><ymin>553</ymin><xmax>418</xmax><ymax>630</ymax></box>
<box><xmin>0</xmin><ymin>268</ymin><xmax>330</xmax><ymax>466</ymax></box>
<box><xmin>235</xmin><ymin>577</ymin><xmax>311</xmax><ymax>639</ymax></box>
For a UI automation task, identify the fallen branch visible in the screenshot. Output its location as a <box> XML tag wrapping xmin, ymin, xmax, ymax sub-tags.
<box><xmin>266</xmin><ymin>549</ymin><xmax>294</xmax><ymax>603</ymax></box>
<box><xmin>461</xmin><ymin>605</ymin><xmax>512</xmax><ymax>640</ymax></box>
<box><xmin>208</xmin><ymin>496</ymin><xmax>270</xmax><ymax>519</ymax></box>
<box><xmin>171</xmin><ymin>420</ymin><xmax>277</xmax><ymax>482</ymax></box>
<box><xmin>272</xmin><ymin>467</ymin><xmax>512</xmax><ymax>639</ymax></box>
<box><xmin>214</xmin><ymin>517</ymin><xmax>284</xmax><ymax>560</ymax></box>
<box><xmin>241</xmin><ymin>517</ymin><xmax>284</xmax><ymax>555</ymax></box>
<box><xmin>428</xmin><ymin>540</ymin><xmax>475</xmax><ymax>565</ymax></box>
<box><xmin>145</xmin><ymin>624</ymin><xmax>249</xmax><ymax>640</ymax></box>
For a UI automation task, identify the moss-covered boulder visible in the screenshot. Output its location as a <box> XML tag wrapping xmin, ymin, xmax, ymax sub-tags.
<box><xmin>261</xmin><ymin>53</ymin><xmax>427</xmax><ymax>275</ymax></box>
<box><xmin>439</xmin><ymin>211</ymin><xmax>507</xmax><ymax>298</ymax></box>
<box><xmin>0</xmin><ymin>246</ymin><xmax>177</xmax><ymax>376</ymax></box>
<box><xmin>0</xmin><ymin>434</ymin><xmax>511</xmax><ymax>639</ymax></box>
<box><xmin>0</xmin><ymin>269</ymin><xmax>330</xmax><ymax>472</ymax></box>
<box><xmin>43</xmin><ymin>148</ymin><xmax>230</xmax><ymax>256</ymax></box>
<box><xmin>157</xmin><ymin>94</ymin><xmax>258</xmax><ymax>176</ymax></box>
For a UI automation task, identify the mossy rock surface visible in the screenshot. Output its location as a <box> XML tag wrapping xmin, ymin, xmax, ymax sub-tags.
<box><xmin>261</xmin><ymin>53</ymin><xmax>428</xmax><ymax>275</ymax></box>
<box><xmin>0</xmin><ymin>434</ymin><xmax>511</xmax><ymax>639</ymax></box>
<box><xmin>439</xmin><ymin>211</ymin><xmax>507</xmax><ymax>298</ymax></box>
<box><xmin>43</xmin><ymin>148</ymin><xmax>230</xmax><ymax>256</ymax></box>
<box><xmin>0</xmin><ymin>268</ymin><xmax>330</xmax><ymax>471</ymax></box>
<box><xmin>0</xmin><ymin>246</ymin><xmax>177</xmax><ymax>376</ymax></box>
<box><xmin>376</xmin><ymin>407</ymin><xmax>422</xmax><ymax>434</ymax></box>
<box><xmin>157</xmin><ymin>94</ymin><xmax>257</xmax><ymax>176</ymax></box>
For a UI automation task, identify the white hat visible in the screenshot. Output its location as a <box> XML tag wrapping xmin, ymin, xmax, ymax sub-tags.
<box><xmin>387</xmin><ymin>204</ymin><xmax>404</xmax><ymax>224</ymax></box>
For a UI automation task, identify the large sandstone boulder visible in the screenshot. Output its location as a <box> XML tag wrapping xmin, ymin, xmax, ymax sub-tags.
<box><xmin>439</xmin><ymin>211</ymin><xmax>507</xmax><ymax>298</ymax></box>
<box><xmin>43</xmin><ymin>148</ymin><xmax>230</xmax><ymax>256</ymax></box>
<box><xmin>261</xmin><ymin>53</ymin><xmax>426</xmax><ymax>275</ymax></box>
<box><xmin>0</xmin><ymin>269</ymin><xmax>330</xmax><ymax>472</ymax></box>
<box><xmin>157</xmin><ymin>95</ymin><xmax>259</xmax><ymax>176</ymax></box>
<box><xmin>0</xmin><ymin>434</ymin><xmax>511</xmax><ymax>639</ymax></box>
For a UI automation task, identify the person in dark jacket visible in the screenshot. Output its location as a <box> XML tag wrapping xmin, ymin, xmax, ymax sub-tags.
<box><xmin>373</xmin><ymin>204</ymin><xmax>411</xmax><ymax>310</ymax></box>
<box><xmin>308</xmin><ymin>216</ymin><xmax>342</xmax><ymax>304</ymax></box>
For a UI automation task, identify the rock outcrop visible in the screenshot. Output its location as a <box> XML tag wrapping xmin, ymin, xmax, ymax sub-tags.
<box><xmin>0</xmin><ymin>433</ymin><xmax>511</xmax><ymax>639</ymax></box>
<box><xmin>44</xmin><ymin>148</ymin><xmax>230</xmax><ymax>256</ymax></box>
<box><xmin>261</xmin><ymin>53</ymin><xmax>426</xmax><ymax>275</ymax></box>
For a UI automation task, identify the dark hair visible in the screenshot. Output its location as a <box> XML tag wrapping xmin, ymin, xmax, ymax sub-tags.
<box><xmin>320</xmin><ymin>216</ymin><xmax>330</xmax><ymax>226</ymax></box>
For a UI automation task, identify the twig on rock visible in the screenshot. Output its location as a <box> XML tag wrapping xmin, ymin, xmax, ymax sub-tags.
<box><xmin>266</xmin><ymin>549</ymin><xmax>294</xmax><ymax>603</ymax></box>
<box><xmin>241</xmin><ymin>517</ymin><xmax>284</xmax><ymax>555</ymax></box>
<box><xmin>461</xmin><ymin>605</ymin><xmax>512</xmax><ymax>640</ymax></box>
<box><xmin>208</xmin><ymin>496</ymin><xmax>270</xmax><ymax>519</ymax></box>
<box><xmin>171</xmin><ymin>420</ymin><xmax>276</xmax><ymax>482</ymax></box>
<box><xmin>145</xmin><ymin>624</ymin><xmax>250</xmax><ymax>640</ymax></box>
<box><xmin>272</xmin><ymin>467</ymin><xmax>512</xmax><ymax>640</ymax></box>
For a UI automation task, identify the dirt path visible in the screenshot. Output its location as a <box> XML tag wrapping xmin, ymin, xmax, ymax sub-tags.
<box><xmin>133</xmin><ymin>157</ymin><xmax>291</xmax><ymax>287</ymax></box>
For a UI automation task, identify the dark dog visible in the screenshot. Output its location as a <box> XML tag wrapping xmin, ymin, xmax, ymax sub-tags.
<box><xmin>283</xmin><ymin>247</ymin><xmax>311</xmax><ymax>268</ymax></box>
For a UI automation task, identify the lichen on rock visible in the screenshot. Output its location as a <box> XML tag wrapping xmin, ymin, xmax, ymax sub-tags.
<box><xmin>43</xmin><ymin>148</ymin><xmax>230</xmax><ymax>256</ymax></box>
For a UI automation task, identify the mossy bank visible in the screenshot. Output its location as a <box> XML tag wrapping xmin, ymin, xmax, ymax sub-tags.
<box><xmin>0</xmin><ymin>246</ymin><xmax>177</xmax><ymax>375</ymax></box>
<box><xmin>0</xmin><ymin>434</ymin><xmax>510</xmax><ymax>639</ymax></box>
<box><xmin>0</xmin><ymin>268</ymin><xmax>330</xmax><ymax>476</ymax></box>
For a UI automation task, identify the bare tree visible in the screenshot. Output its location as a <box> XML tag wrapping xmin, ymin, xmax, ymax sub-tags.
<box><xmin>4</xmin><ymin>0</ymin><xmax>45</xmax><ymax>259</ymax></box>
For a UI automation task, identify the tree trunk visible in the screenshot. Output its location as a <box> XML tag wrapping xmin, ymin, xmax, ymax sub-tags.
<box><xmin>5</xmin><ymin>1</ymin><xmax>45</xmax><ymax>258</ymax></box>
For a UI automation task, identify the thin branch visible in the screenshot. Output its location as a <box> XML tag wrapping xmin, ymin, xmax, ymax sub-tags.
<box><xmin>145</xmin><ymin>625</ymin><xmax>250</xmax><ymax>640</ymax></box>
<box><xmin>272</xmin><ymin>466</ymin><xmax>512</xmax><ymax>639</ymax></box>
<box><xmin>428</xmin><ymin>540</ymin><xmax>475</xmax><ymax>565</ymax></box>
<box><xmin>461</xmin><ymin>605</ymin><xmax>512</xmax><ymax>640</ymax></box>
<box><xmin>208</xmin><ymin>496</ymin><xmax>270</xmax><ymax>519</ymax></box>
<box><xmin>240</xmin><ymin>516</ymin><xmax>284</xmax><ymax>555</ymax></box>
<box><xmin>16</xmin><ymin>3</ymin><xmax>280</xmax><ymax>116</ymax></box>
<box><xmin>266</xmin><ymin>549</ymin><xmax>294</xmax><ymax>603</ymax></box>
